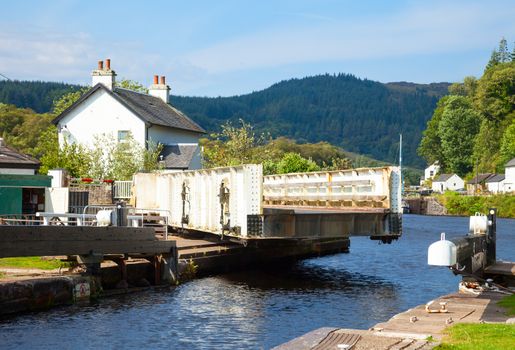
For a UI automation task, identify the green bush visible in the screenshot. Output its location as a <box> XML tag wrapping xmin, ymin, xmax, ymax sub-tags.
<box><xmin>440</xmin><ymin>192</ymin><xmax>515</xmax><ymax>218</ymax></box>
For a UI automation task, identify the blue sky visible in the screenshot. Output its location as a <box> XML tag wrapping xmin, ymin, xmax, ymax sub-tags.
<box><xmin>1</xmin><ymin>0</ymin><xmax>514</xmax><ymax>96</ymax></box>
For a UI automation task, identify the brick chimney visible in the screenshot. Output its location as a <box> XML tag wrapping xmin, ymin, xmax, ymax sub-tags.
<box><xmin>91</xmin><ymin>59</ymin><xmax>116</xmax><ymax>90</ymax></box>
<box><xmin>148</xmin><ymin>75</ymin><xmax>170</xmax><ymax>103</ymax></box>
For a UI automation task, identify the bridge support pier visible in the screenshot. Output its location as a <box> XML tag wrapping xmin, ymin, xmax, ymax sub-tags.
<box><xmin>77</xmin><ymin>252</ymin><xmax>104</xmax><ymax>276</ymax></box>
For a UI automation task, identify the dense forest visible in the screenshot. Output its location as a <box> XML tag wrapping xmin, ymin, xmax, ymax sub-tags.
<box><xmin>0</xmin><ymin>80</ymin><xmax>82</xmax><ymax>113</ymax></box>
<box><xmin>418</xmin><ymin>38</ymin><xmax>515</xmax><ymax>177</ymax></box>
<box><xmin>173</xmin><ymin>75</ymin><xmax>449</xmax><ymax>168</ymax></box>
<box><xmin>0</xmin><ymin>75</ymin><xmax>448</xmax><ymax>169</ymax></box>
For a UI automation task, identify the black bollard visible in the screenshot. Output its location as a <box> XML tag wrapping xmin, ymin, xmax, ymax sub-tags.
<box><xmin>115</xmin><ymin>201</ymin><xmax>128</xmax><ymax>227</ymax></box>
<box><xmin>486</xmin><ymin>208</ymin><xmax>497</xmax><ymax>266</ymax></box>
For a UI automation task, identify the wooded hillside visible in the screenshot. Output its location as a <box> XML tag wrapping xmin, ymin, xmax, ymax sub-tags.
<box><xmin>0</xmin><ymin>75</ymin><xmax>449</xmax><ymax>168</ymax></box>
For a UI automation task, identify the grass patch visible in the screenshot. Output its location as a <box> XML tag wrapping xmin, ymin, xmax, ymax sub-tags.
<box><xmin>0</xmin><ymin>257</ymin><xmax>71</xmax><ymax>270</ymax></box>
<box><xmin>435</xmin><ymin>323</ymin><xmax>515</xmax><ymax>350</ymax></box>
<box><xmin>498</xmin><ymin>294</ymin><xmax>515</xmax><ymax>316</ymax></box>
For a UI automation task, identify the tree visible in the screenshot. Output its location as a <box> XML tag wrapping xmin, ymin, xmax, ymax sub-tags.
<box><xmin>52</xmin><ymin>87</ymin><xmax>89</xmax><ymax>115</ymax></box>
<box><xmin>116</xmin><ymin>79</ymin><xmax>148</xmax><ymax>94</ymax></box>
<box><xmin>448</xmin><ymin>76</ymin><xmax>477</xmax><ymax>97</ymax></box>
<box><xmin>89</xmin><ymin>132</ymin><xmax>162</xmax><ymax>180</ymax></box>
<box><xmin>37</xmin><ymin>126</ymin><xmax>92</xmax><ymax>177</ymax></box>
<box><xmin>498</xmin><ymin>37</ymin><xmax>510</xmax><ymax>63</ymax></box>
<box><xmin>276</xmin><ymin>153</ymin><xmax>320</xmax><ymax>174</ymax></box>
<box><xmin>499</xmin><ymin>119</ymin><xmax>515</xmax><ymax>168</ymax></box>
<box><xmin>485</xmin><ymin>50</ymin><xmax>500</xmax><ymax>71</ymax></box>
<box><xmin>438</xmin><ymin>96</ymin><xmax>481</xmax><ymax>175</ymax></box>
<box><xmin>201</xmin><ymin>119</ymin><xmax>270</xmax><ymax>167</ymax></box>
<box><xmin>417</xmin><ymin>96</ymin><xmax>449</xmax><ymax>167</ymax></box>
<box><xmin>474</xmin><ymin>62</ymin><xmax>515</xmax><ymax>123</ymax></box>
<box><xmin>0</xmin><ymin>103</ymin><xmax>53</xmax><ymax>156</ymax></box>
<box><xmin>472</xmin><ymin>61</ymin><xmax>515</xmax><ymax>171</ymax></box>
<box><xmin>142</xmin><ymin>139</ymin><xmax>164</xmax><ymax>172</ymax></box>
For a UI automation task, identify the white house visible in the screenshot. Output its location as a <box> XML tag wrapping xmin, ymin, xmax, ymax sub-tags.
<box><xmin>424</xmin><ymin>162</ymin><xmax>440</xmax><ymax>181</ymax></box>
<box><xmin>485</xmin><ymin>174</ymin><xmax>505</xmax><ymax>194</ymax></box>
<box><xmin>52</xmin><ymin>59</ymin><xmax>206</xmax><ymax>170</ymax></box>
<box><xmin>504</xmin><ymin>158</ymin><xmax>515</xmax><ymax>193</ymax></box>
<box><xmin>432</xmin><ymin>173</ymin><xmax>464</xmax><ymax>193</ymax></box>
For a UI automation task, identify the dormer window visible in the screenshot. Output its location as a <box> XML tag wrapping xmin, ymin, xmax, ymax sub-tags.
<box><xmin>118</xmin><ymin>130</ymin><xmax>129</xmax><ymax>142</ymax></box>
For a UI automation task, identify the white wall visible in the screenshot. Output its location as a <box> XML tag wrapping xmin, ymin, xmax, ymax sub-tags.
<box><xmin>506</xmin><ymin>166</ymin><xmax>515</xmax><ymax>183</ymax></box>
<box><xmin>148</xmin><ymin>125</ymin><xmax>201</xmax><ymax>145</ymax></box>
<box><xmin>431</xmin><ymin>175</ymin><xmax>464</xmax><ymax>192</ymax></box>
<box><xmin>57</xmin><ymin>89</ymin><xmax>146</xmax><ymax>148</ymax></box>
<box><xmin>432</xmin><ymin>181</ymin><xmax>444</xmax><ymax>193</ymax></box>
<box><xmin>446</xmin><ymin>175</ymin><xmax>465</xmax><ymax>191</ymax></box>
<box><xmin>487</xmin><ymin>180</ymin><xmax>505</xmax><ymax>194</ymax></box>
<box><xmin>424</xmin><ymin>163</ymin><xmax>440</xmax><ymax>181</ymax></box>
<box><xmin>0</xmin><ymin>168</ymin><xmax>35</xmax><ymax>175</ymax></box>
<box><xmin>504</xmin><ymin>165</ymin><xmax>515</xmax><ymax>193</ymax></box>
<box><xmin>45</xmin><ymin>187</ymin><xmax>69</xmax><ymax>213</ymax></box>
<box><xmin>148</xmin><ymin>125</ymin><xmax>202</xmax><ymax>169</ymax></box>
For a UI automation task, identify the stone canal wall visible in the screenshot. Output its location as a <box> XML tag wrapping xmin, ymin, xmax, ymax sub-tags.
<box><xmin>0</xmin><ymin>275</ymin><xmax>101</xmax><ymax>316</ymax></box>
<box><xmin>405</xmin><ymin>197</ymin><xmax>447</xmax><ymax>215</ymax></box>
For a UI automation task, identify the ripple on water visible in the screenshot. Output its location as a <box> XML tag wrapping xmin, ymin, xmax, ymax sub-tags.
<box><xmin>0</xmin><ymin>215</ymin><xmax>514</xmax><ymax>349</ymax></box>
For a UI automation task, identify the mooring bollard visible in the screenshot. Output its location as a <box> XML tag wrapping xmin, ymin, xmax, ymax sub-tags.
<box><xmin>115</xmin><ymin>201</ymin><xmax>128</xmax><ymax>227</ymax></box>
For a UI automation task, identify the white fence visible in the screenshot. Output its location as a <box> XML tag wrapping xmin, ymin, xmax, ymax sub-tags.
<box><xmin>113</xmin><ymin>181</ymin><xmax>133</xmax><ymax>199</ymax></box>
<box><xmin>263</xmin><ymin>166</ymin><xmax>402</xmax><ymax>213</ymax></box>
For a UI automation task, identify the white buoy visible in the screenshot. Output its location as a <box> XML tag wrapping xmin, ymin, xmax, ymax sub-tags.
<box><xmin>428</xmin><ymin>232</ymin><xmax>457</xmax><ymax>266</ymax></box>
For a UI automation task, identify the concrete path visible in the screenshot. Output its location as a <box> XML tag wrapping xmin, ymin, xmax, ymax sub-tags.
<box><xmin>274</xmin><ymin>291</ymin><xmax>513</xmax><ymax>350</ymax></box>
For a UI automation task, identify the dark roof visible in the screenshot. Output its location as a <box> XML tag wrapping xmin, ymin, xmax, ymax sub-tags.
<box><xmin>160</xmin><ymin>145</ymin><xmax>198</xmax><ymax>169</ymax></box>
<box><xmin>468</xmin><ymin>173</ymin><xmax>496</xmax><ymax>184</ymax></box>
<box><xmin>0</xmin><ymin>140</ymin><xmax>40</xmax><ymax>169</ymax></box>
<box><xmin>507</xmin><ymin>158</ymin><xmax>515</xmax><ymax>167</ymax></box>
<box><xmin>434</xmin><ymin>173</ymin><xmax>455</xmax><ymax>182</ymax></box>
<box><xmin>52</xmin><ymin>84</ymin><xmax>205</xmax><ymax>134</ymax></box>
<box><xmin>485</xmin><ymin>174</ymin><xmax>505</xmax><ymax>183</ymax></box>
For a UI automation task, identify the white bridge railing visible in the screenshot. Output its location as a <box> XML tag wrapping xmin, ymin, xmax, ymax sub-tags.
<box><xmin>263</xmin><ymin>166</ymin><xmax>401</xmax><ymax>213</ymax></box>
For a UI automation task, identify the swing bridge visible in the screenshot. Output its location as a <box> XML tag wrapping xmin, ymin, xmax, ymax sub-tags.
<box><xmin>132</xmin><ymin>164</ymin><xmax>402</xmax><ymax>246</ymax></box>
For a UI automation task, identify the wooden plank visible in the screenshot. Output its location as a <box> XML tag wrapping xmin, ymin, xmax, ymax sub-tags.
<box><xmin>0</xmin><ymin>226</ymin><xmax>157</xmax><ymax>242</ymax></box>
<box><xmin>0</xmin><ymin>239</ymin><xmax>176</xmax><ymax>258</ymax></box>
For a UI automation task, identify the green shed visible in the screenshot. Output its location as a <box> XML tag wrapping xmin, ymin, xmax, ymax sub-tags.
<box><xmin>0</xmin><ymin>138</ymin><xmax>51</xmax><ymax>215</ymax></box>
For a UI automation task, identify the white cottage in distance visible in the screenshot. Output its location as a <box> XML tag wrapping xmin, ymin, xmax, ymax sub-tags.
<box><xmin>431</xmin><ymin>173</ymin><xmax>464</xmax><ymax>193</ymax></box>
<box><xmin>52</xmin><ymin>59</ymin><xmax>206</xmax><ymax>170</ymax></box>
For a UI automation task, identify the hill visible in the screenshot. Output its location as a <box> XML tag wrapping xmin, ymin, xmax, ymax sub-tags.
<box><xmin>0</xmin><ymin>75</ymin><xmax>450</xmax><ymax>168</ymax></box>
<box><xmin>0</xmin><ymin>80</ymin><xmax>82</xmax><ymax>113</ymax></box>
<box><xmin>172</xmin><ymin>74</ymin><xmax>449</xmax><ymax>168</ymax></box>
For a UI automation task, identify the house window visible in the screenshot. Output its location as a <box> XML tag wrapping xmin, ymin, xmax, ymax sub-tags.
<box><xmin>118</xmin><ymin>130</ymin><xmax>129</xmax><ymax>142</ymax></box>
<box><xmin>430</xmin><ymin>171</ymin><xmax>434</xmax><ymax>177</ymax></box>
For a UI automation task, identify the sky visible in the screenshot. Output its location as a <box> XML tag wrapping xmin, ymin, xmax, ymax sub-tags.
<box><xmin>1</xmin><ymin>0</ymin><xmax>514</xmax><ymax>96</ymax></box>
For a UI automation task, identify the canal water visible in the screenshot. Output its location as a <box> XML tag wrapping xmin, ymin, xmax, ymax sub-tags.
<box><xmin>1</xmin><ymin>215</ymin><xmax>514</xmax><ymax>349</ymax></box>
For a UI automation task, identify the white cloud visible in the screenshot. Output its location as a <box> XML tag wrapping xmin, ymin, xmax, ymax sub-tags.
<box><xmin>0</xmin><ymin>26</ymin><xmax>168</xmax><ymax>86</ymax></box>
<box><xmin>184</xmin><ymin>1</ymin><xmax>515</xmax><ymax>74</ymax></box>
<box><xmin>0</xmin><ymin>28</ymin><xmax>96</xmax><ymax>81</ymax></box>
